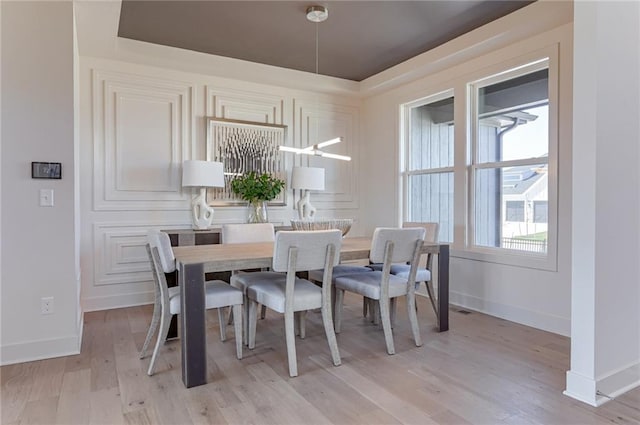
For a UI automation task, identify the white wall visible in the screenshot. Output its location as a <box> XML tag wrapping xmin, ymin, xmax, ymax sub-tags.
<box><xmin>565</xmin><ymin>0</ymin><xmax>640</xmax><ymax>406</ymax></box>
<box><xmin>77</xmin><ymin>50</ymin><xmax>362</xmax><ymax>310</ymax></box>
<box><xmin>1</xmin><ymin>1</ymin><xmax>81</xmax><ymax>364</ymax></box>
<box><xmin>361</xmin><ymin>8</ymin><xmax>573</xmax><ymax>336</ymax></box>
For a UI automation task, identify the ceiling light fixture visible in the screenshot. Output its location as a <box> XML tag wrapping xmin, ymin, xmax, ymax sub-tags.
<box><xmin>306</xmin><ymin>5</ymin><xmax>328</xmax><ymax>23</ymax></box>
<box><xmin>278</xmin><ymin>5</ymin><xmax>351</xmax><ymax>162</ymax></box>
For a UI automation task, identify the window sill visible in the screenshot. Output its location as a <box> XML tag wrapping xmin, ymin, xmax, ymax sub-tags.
<box><xmin>450</xmin><ymin>246</ymin><xmax>557</xmax><ymax>272</ymax></box>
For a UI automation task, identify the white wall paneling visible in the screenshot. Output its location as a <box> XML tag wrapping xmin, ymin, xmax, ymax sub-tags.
<box><xmin>93</xmin><ymin>222</ymin><xmax>186</xmax><ymax>286</ymax></box>
<box><xmin>80</xmin><ymin>57</ymin><xmax>362</xmax><ymax>311</ymax></box>
<box><xmin>92</xmin><ymin>69</ymin><xmax>195</xmax><ymax>211</ymax></box>
<box><xmin>205</xmin><ymin>86</ymin><xmax>285</xmax><ymax>124</ymax></box>
<box><xmin>293</xmin><ymin>98</ymin><xmax>359</xmax><ymax>212</ymax></box>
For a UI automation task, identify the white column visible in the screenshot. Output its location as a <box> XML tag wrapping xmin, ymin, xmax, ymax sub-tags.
<box><xmin>566</xmin><ymin>0</ymin><xmax>640</xmax><ymax>406</ymax></box>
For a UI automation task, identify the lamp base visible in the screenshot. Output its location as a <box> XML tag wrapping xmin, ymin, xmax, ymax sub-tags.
<box><xmin>296</xmin><ymin>190</ymin><xmax>317</xmax><ymax>220</ymax></box>
<box><xmin>191</xmin><ymin>188</ymin><xmax>215</xmax><ymax>230</ymax></box>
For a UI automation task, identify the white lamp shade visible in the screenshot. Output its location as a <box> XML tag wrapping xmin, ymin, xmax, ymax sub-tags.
<box><xmin>291</xmin><ymin>166</ymin><xmax>325</xmax><ymax>191</ymax></box>
<box><xmin>182</xmin><ymin>160</ymin><xmax>225</xmax><ymax>188</ymax></box>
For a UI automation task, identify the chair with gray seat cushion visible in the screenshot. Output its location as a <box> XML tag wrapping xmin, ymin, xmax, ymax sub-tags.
<box><xmin>221</xmin><ymin>223</ymin><xmax>275</xmax><ymax>343</ymax></box>
<box><xmin>233</xmin><ymin>230</ymin><xmax>342</xmax><ymax>377</ymax></box>
<box><xmin>140</xmin><ymin>230</ymin><xmax>243</xmax><ymax>376</ymax></box>
<box><xmin>334</xmin><ymin>227</ymin><xmax>425</xmax><ymax>355</ymax></box>
<box><xmin>368</xmin><ymin>222</ymin><xmax>440</xmax><ymax>325</ymax></box>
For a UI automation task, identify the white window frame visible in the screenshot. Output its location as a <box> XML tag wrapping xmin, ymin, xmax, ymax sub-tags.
<box><xmin>400</xmin><ymin>90</ymin><xmax>455</xmax><ymax>242</ymax></box>
<box><xmin>463</xmin><ymin>55</ymin><xmax>559</xmax><ymax>271</ymax></box>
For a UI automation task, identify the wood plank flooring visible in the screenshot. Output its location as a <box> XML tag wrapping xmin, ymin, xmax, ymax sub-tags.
<box><xmin>2</xmin><ymin>294</ymin><xmax>639</xmax><ymax>424</ymax></box>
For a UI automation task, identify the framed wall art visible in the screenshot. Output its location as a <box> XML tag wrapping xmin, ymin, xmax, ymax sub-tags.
<box><xmin>206</xmin><ymin>118</ymin><xmax>288</xmax><ymax>206</ymax></box>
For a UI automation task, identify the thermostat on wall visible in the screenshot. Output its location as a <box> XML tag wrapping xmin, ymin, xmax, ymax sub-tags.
<box><xmin>32</xmin><ymin>162</ymin><xmax>62</xmax><ymax>179</ymax></box>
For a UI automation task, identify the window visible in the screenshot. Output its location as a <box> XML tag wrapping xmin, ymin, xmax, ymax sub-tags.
<box><xmin>400</xmin><ymin>51</ymin><xmax>558</xmax><ymax>269</ymax></box>
<box><xmin>402</xmin><ymin>93</ymin><xmax>454</xmax><ymax>243</ymax></box>
<box><xmin>533</xmin><ymin>201</ymin><xmax>548</xmax><ymax>223</ymax></box>
<box><xmin>505</xmin><ymin>201</ymin><xmax>524</xmax><ymax>222</ymax></box>
<box><xmin>471</xmin><ymin>62</ymin><xmax>550</xmax><ymax>255</ymax></box>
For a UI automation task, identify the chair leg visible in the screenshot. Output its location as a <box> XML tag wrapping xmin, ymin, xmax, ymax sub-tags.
<box><xmin>334</xmin><ymin>289</ymin><xmax>345</xmax><ymax>333</ymax></box>
<box><xmin>260</xmin><ymin>305</ymin><xmax>267</xmax><ymax>320</ymax></box>
<box><xmin>248</xmin><ymin>300</ymin><xmax>258</xmax><ymax>350</ymax></box>
<box><xmin>232</xmin><ymin>304</ymin><xmax>243</xmax><ymax>359</ymax></box>
<box><xmin>407</xmin><ymin>291</ymin><xmax>423</xmax><ymax>347</ymax></box>
<box><xmin>227</xmin><ymin>306</ymin><xmax>234</xmax><ymax>325</ymax></box>
<box><xmin>148</xmin><ymin>310</ymin><xmax>172</xmax><ymax>376</ymax></box>
<box><xmin>331</xmin><ymin>285</ymin><xmax>336</xmax><ymax>322</ymax></box>
<box><xmin>140</xmin><ymin>297</ymin><xmax>161</xmax><ymax>359</ymax></box>
<box><xmin>243</xmin><ymin>301</ymin><xmax>250</xmax><ymax>346</ymax></box>
<box><xmin>218</xmin><ymin>308</ymin><xmax>227</xmax><ymax>342</ymax></box>
<box><xmin>362</xmin><ymin>297</ymin><xmax>368</xmax><ymax>317</ymax></box>
<box><xmin>379</xmin><ymin>298</ymin><xmax>395</xmax><ymax>355</ymax></box>
<box><xmin>299</xmin><ymin>311</ymin><xmax>306</xmax><ymax>339</ymax></box>
<box><xmin>390</xmin><ymin>298</ymin><xmax>397</xmax><ymax>328</ymax></box>
<box><xmin>372</xmin><ymin>301</ymin><xmax>380</xmax><ymax>325</ymax></box>
<box><xmin>321</xmin><ymin>299</ymin><xmax>341</xmax><ymax>367</ymax></box>
<box><xmin>284</xmin><ymin>309</ymin><xmax>298</xmax><ymax>377</ymax></box>
<box><xmin>425</xmin><ymin>280</ymin><xmax>440</xmax><ymax>328</ymax></box>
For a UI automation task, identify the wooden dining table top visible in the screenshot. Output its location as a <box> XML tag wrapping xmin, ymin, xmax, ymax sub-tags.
<box><xmin>172</xmin><ymin>236</ymin><xmax>444</xmax><ymax>272</ymax></box>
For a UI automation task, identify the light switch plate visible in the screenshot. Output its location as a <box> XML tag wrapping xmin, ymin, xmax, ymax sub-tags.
<box><xmin>39</xmin><ymin>189</ymin><xmax>54</xmax><ymax>207</ymax></box>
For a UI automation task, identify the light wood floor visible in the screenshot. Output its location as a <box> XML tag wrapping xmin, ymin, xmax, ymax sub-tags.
<box><xmin>2</xmin><ymin>293</ymin><xmax>639</xmax><ymax>425</ymax></box>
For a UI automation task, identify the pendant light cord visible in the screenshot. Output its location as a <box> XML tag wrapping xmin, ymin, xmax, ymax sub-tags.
<box><xmin>315</xmin><ymin>22</ymin><xmax>319</xmax><ymax>75</ymax></box>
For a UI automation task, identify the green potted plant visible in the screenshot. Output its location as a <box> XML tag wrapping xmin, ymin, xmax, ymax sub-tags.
<box><xmin>230</xmin><ymin>171</ymin><xmax>285</xmax><ymax>223</ymax></box>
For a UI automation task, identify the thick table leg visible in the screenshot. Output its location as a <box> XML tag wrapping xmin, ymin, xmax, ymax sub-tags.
<box><xmin>437</xmin><ymin>244</ymin><xmax>449</xmax><ymax>332</ymax></box>
<box><xmin>179</xmin><ymin>262</ymin><xmax>207</xmax><ymax>388</ymax></box>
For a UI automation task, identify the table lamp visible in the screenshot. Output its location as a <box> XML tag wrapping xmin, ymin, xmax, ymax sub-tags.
<box><xmin>291</xmin><ymin>166</ymin><xmax>325</xmax><ymax>219</ymax></box>
<box><xmin>182</xmin><ymin>160</ymin><xmax>224</xmax><ymax>230</ymax></box>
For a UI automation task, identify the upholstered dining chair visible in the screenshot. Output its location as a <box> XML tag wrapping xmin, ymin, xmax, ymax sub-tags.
<box><xmin>233</xmin><ymin>230</ymin><xmax>342</xmax><ymax>377</ymax></box>
<box><xmin>140</xmin><ymin>230</ymin><xmax>243</xmax><ymax>375</ymax></box>
<box><xmin>221</xmin><ymin>223</ymin><xmax>275</xmax><ymax>344</ymax></box>
<box><xmin>334</xmin><ymin>227</ymin><xmax>425</xmax><ymax>355</ymax></box>
<box><xmin>368</xmin><ymin>222</ymin><xmax>440</xmax><ymax>325</ymax></box>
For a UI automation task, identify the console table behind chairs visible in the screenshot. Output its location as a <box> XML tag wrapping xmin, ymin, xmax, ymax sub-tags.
<box><xmin>172</xmin><ymin>237</ymin><xmax>450</xmax><ymax>388</ymax></box>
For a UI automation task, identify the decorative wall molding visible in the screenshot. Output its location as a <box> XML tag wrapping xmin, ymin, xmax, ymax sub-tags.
<box><xmin>81</xmin><ymin>59</ymin><xmax>362</xmax><ymax>312</ymax></box>
<box><xmin>205</xmin><ymin>86</ymin><xmax>285</xmax><ymax>125</ymax></box>
<box><xmin>82</xmin><ymin>290</ymin><xmax>155</xmax><ymax>313</ymax></box>
<box><xmin>93</xmin><ymin>221</ymin><xmax>187</xmax><ymax>286</ymax></box>
<box><xmin>92</xmin><ymin>69</ymin><xmax>195</xmax><ymax>211</ymax></box>
<box><xmin>293</xmin><ymin>98</ymin><xmax>359</xmax><ymax>210</ymax></box>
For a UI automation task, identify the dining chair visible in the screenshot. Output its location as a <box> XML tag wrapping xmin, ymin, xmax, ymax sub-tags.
<box><xmin>221</xmin><ymin>223</ymin><xmax>275</xmax><ymax>343</ymax></box>
<box><xmin>140</xmin><ymin>230</ymin><xmax>243</xmax><ymax>376</ymax></box>
<box><xmin>334</xmin><ymin>227</ymin><xmax>425</xmax><ymax>355</ymax></box>
<box><xmin>233</xmin><ymin>230</ymin><xmax>342</xmax><ymax>377</ymax></box>
<box><xmin>368</xmin><ymin>222</ymin><xmax>440</xmax><ymax>325</ymax></box>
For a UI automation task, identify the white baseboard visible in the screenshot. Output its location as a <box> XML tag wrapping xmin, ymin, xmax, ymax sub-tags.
<box><xmin>449</xmin><ymin>291</ymin><xmax>570</xmax><ymax>336</ymax></box>
<box><xmin>0</xmin><ymin>333</ymin><xmax>81</xmax><ymax>366</ymax></box>
<box><xmin>597</xmin><ymin>362</ymin><xmax>640</xmax><ymax>400</ymax></box>
<box><xmin>564</xmin><ymin>370</ymin><xmax>604</xmax><ymax>406</ymax></box>
<box><xmin>83</xmin><ymin>291</ymin><xmax>154</xmax><ymax>312</ymax></box>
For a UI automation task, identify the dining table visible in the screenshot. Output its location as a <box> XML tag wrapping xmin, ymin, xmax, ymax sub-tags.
<box><xmin>172</xmin><ymin>236</ymin><xmax>449</xmax><ymax>388</ymax></box>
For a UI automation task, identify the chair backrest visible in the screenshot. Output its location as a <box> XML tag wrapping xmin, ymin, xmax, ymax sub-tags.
<box><xmin>369</xmin><ymin>227</ymin><xmax>426</xmax><ymax>264</ymax></box>
<box><xmin>403</xmin><ymin>222</ymin><xmax>439</xmax><ymax>243</ymax></box>
<box><xmin>147</xmin><ymin>230</ymin><xmax>175</xmax><ymax>274</ymax></box>
<box><xmin>221</xmin><ymin>223</ymin><xmax>275</xmax><ymax>244</ymax></box>
<box><xmin>272</xmin><ymin>230</ymin><xmax>342</xmax><ymax>273</ymax></box>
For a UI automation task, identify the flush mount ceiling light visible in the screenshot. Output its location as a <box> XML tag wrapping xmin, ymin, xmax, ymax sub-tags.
<box><xmin>306</xmin><ymin>5</ymin><xmax>328</xmax><ymax>23</ymax></box>
<box><xmin>279</xmin><ymin>5</ymin><xmax>351</xmax><ymax>162</ymax></box>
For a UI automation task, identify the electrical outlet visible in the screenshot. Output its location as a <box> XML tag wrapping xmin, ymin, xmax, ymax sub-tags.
<box><xmin>41</xmin><ymin>297</ymin><xmax>54</xmax><ymax>315</ymax></box>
